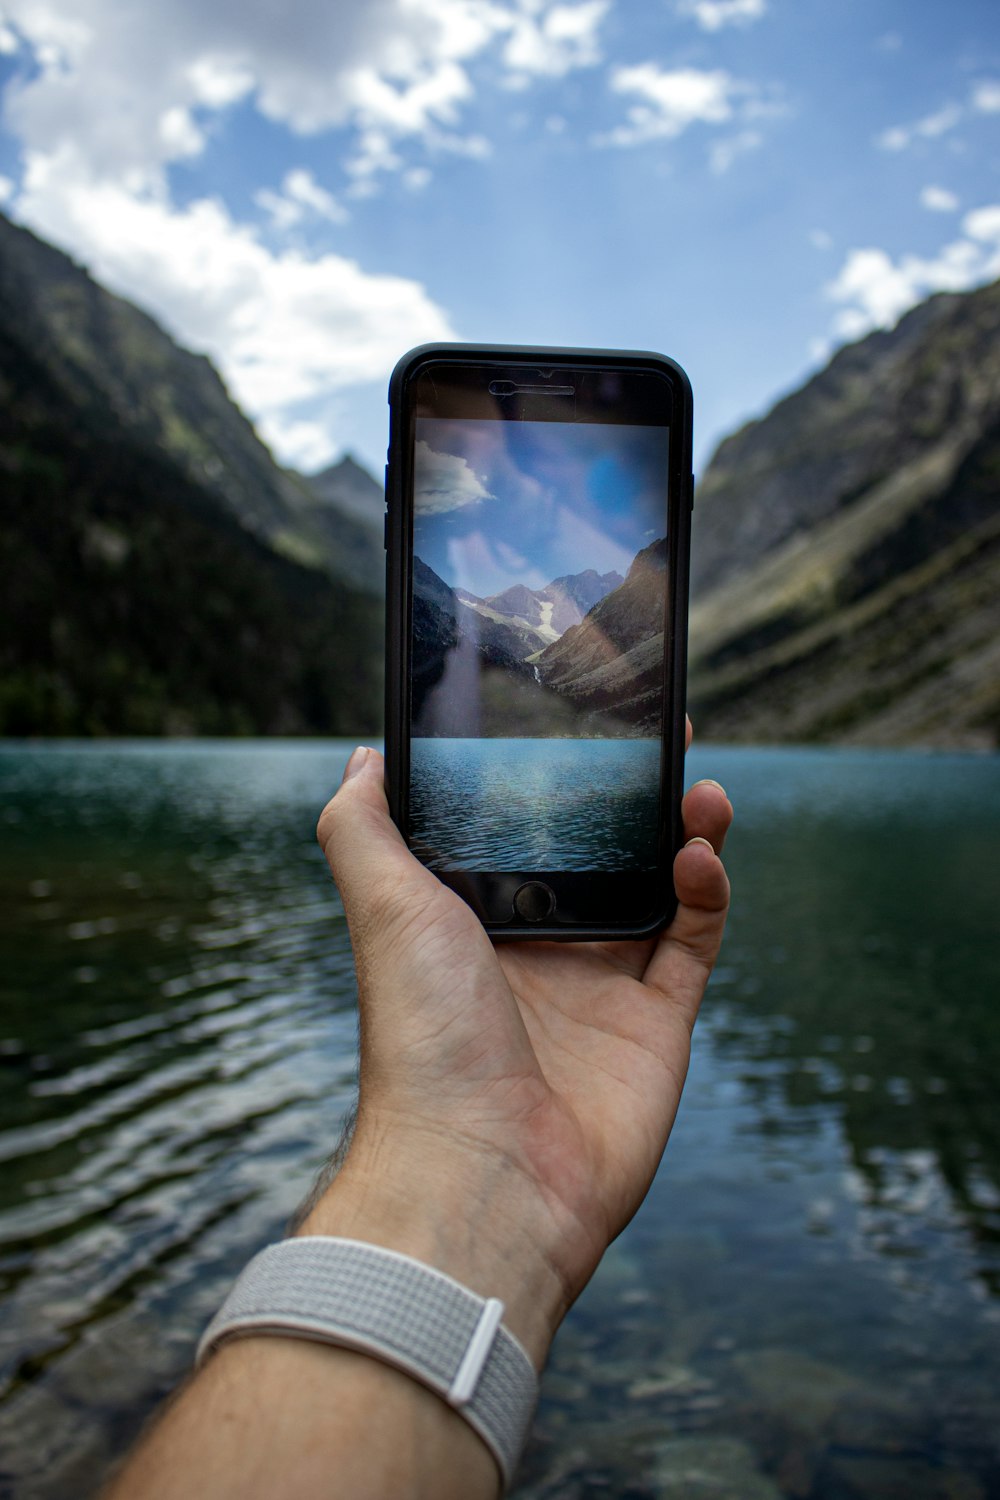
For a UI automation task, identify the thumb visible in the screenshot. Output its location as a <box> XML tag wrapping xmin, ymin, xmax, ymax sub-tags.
<box><xmin>316</xmin><ymin>748</ymin><xmax>502</xmax><ymax>1072</ymax></box>
<box><xmin>642</xmin><ymin>836</ymin><xmax>731</xmax><ymax>1027</ymax></box>
<box><xmin>316</xmin><ymin>747</ymin><xmax>437</xmax><ymax>921</ymax></box>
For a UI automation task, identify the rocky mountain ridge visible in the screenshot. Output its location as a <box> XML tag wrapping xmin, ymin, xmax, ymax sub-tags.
<box><xmin>688</xmin><ymin>277</ymin><xmax>1000</xmax><ymax>748</ymax></box>
<box><xmin>481</xmin><ymin>568</ymin><xmax>624</xmax><ymax>639</ymax></box>
<box><xmin>450</xmin><ymin>566</ymin><xmax>624</xmax><ymax>651</ymax></box>
<box><xmin>534</xmin><ymin>539</ymin><xmax>667</xmax><ymax>731</ymax></box>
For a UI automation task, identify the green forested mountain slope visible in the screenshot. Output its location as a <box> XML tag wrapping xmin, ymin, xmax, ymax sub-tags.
<box><xmin>0</xmin><ymin>212</ymin><xmax>382</xmax><ymax>736</ymax></box>
<box><xmin>0</xmin><ymin>212</ymin><xmax>381</xmax><ymax>587</ymax></box>
<box><xmin>689</xmin><ymin>279</ymin><xmax>1000</xmax><ymax>749</ymax></box>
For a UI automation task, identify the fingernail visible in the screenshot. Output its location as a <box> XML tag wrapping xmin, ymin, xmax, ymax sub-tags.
<box><xmin>342</xmin><ymin>746</ymin><xmax>372</xmax><ymax>784</ymax></box>
<box><xmin>692</xmin><ymin>778</ymin><xmax>727</xmax><ymax>795</ymax></box>
<box><xmin>685</xmin><ymin>836</ymin><xmax>715</xmax><ymax>851</ymax></box>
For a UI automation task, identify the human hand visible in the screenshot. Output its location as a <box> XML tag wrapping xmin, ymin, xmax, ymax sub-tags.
<box><xmin>307</xmin><ymin>734</ymin><xmax>731</xmax><ymax>1367</ymax></box>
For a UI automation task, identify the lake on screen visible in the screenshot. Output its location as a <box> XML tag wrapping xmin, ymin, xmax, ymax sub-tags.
<box><xmin>0</xmin><ymin>742</ymin><xmax>998</xmax><ymax>1499</ymax></box>
<box><xmin>410</xmin><ymin>736</ymin><xmax>661</xmax><ymax>870</ymax></box>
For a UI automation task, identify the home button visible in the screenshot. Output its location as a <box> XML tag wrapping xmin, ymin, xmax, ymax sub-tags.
<box><xmin>513</xmin><ymin>881</ymin><xmax>556</xmax><ymax>923</ymax></box>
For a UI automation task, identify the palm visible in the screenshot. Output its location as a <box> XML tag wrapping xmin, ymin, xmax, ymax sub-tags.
<box><xmin>375</xmin><ymin>875</ymin><xmax>707</xmax><ymax>1295</ymax></box>
<box><xmin>503</xmin><ymin>939</ymin><xmax>695</xmax><ymax>1253</ymax></box>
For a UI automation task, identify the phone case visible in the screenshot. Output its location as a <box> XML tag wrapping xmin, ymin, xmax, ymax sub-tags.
<box><xmin>385</xmin><ymin>343</ymin><xmax>693</xmax><ymax>941</ymax></box>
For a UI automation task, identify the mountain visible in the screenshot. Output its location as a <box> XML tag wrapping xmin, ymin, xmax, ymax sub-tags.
<box><xmin>0</xmin><ymin>210</ymin><xmax>381</xmax><ymax>592</ymax></box>
<box><xmin>484</xmin><ymin>582</ymin><xmax>545</xmax><ymax>626</ymax></box>
<box><xmin>302</xmin><ymin>455</ymin><xmax>385</xmax><ymax>595</ymax></box>
<box><xmin>411</xmin><ymin>557</ymin><xmax>543</xmax><ymax>733</ymax></box>
<box><xmin>458</xmin><ymin>564</ymin><xmax>620</xmax><ymax>648</ymax></box>
<box><xmin>307</xmin><ymin>454</ymin><xmax>385</xmax><ymax>527</ymax></box>
<box><xmin>535</xmin><ymin>540</ymin><xmax>667</xmax><ymax>731</ymax></box>
<box><xmin>413</xmin><ymin>550</ymin><xmax>660</xmax><ymax>736</ymax></box>
<box><xmin>688</xmin><ymin>277</ymin><xmax>1000</xmax><ymax>748</ymax></box>
<box><xmin>0</xmin><ymin>210</ymin><xmax>382</xmax><ymax>736</ymax></box>
<box><xmin>546</xmin><ymin>568</ymin><xmax>626</xmax><ymax>620</ymax></box>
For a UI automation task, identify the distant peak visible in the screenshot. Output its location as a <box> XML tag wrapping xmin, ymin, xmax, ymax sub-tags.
<box><xmin>334</xmin><ymin>452</ymin><xmax>365</xmax><ymax>473</ymax></box>
<box><xmin>309</xmin><ymin>452</ymin><xmax>379</xmax><ymax>485</ymax></box>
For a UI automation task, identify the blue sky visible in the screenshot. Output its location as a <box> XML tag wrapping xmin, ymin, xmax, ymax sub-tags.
<box><xmin>414</xmin><ymin>416</ymin><xmax>669</xmax><ymax>597</ymax></box>
<box><xmin>0</xmin><ymin>0</ymin><xmax>998</xmax><ymax>479</ymax></box>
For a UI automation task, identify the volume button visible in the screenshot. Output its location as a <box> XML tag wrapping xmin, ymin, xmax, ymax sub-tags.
<box><xmin>383</xmin><ymin>509</ymin><xmax>389</xmax><ymax>550</ymax></box>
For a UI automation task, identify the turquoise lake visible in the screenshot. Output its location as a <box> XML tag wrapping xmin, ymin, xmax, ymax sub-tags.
<box><xmin>0</xmin><ymin>742</ymin><xmax>998</xmax><ymax>1498</ymax></box>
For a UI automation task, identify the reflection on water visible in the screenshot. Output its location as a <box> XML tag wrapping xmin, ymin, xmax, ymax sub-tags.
<box><xmin>1</xmin><ymin>743</ymin><xmax>998</xmax><ymax>1499</ymax></box>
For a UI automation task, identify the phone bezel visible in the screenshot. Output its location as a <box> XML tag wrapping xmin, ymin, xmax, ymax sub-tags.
<box><xmin>385</xmin><ymin>343</ymin><xmax>693</xmax><ymax>942</ymax></box>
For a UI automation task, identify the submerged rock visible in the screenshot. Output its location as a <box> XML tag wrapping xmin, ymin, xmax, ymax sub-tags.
<box><xmin>646</xmin><ymin>1436</ymin><xmax>783</xmax><ymax>1499</ymax></box>
<box><xmin>731</xmin><ymin>1346</ymin><xmax>885</xmax><ymax>1437</ymax></box>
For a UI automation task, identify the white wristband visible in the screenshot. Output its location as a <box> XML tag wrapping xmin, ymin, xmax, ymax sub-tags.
<box><xmin>196</xmin><ymin>1237</ymin><xmax>538</xmax><ymax>1488</ymax></box>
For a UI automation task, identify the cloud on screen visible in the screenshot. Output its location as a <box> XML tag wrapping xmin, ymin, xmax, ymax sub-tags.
<box><xmin>414</xmin><ymin>440</ymin><xmax>494</xmax><ymax>514</ymax></box>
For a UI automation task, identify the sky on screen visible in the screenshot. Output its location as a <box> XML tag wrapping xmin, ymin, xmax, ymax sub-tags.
<box><xmin>0</xmin><ymin>0</ymin><xmax>998</xmax><ymax>477</ymax></box>
<box><xmin>413</xmin><ymin>417</ymin><xmax>668</xmax><ymax>597</ymax></box>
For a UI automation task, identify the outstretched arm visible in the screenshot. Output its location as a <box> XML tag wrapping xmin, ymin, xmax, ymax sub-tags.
<box><xmin>105</xmin><ymin>744</ymin><xmax>732</xmax><ymax>1500</ymax></box>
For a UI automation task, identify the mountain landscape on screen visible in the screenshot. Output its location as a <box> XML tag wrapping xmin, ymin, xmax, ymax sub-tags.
<box><xmin>412</xmin><ymin>544</ymin><xmax>670</xmax><ymax>736</ymax></box>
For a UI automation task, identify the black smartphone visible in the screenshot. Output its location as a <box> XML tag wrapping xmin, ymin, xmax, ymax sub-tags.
<box><xmin>385</xmin><ymin>343</ymin><xmax>693</xmax><ymax>941</ymax></box>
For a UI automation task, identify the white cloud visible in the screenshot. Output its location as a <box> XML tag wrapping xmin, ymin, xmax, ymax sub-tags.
<box><xmin>602</xmin><ymin>64</ymin><xmax>740</xmax><ymax>147</ymax></box>
<box><xmin>920</xmin><ymin>184</ymin><xmax>958</xmax><ymax>213</ymax></box>
<box><xmin>158</xmin><ymin>106</ymin><xmax>204</xmax><ymax>158</ymax></box>
<box><xmin>825</xmin><ymin>250</ymin><xmax>924</xmax><ymax>337</ymax></box>
<box><xmin>0</xmin><ymin>173</ymin><xmax>13</xmax><ymax>201</ymax></box>
<box><xmin>0</xmin><ymin>0</ymin><xmax>615</xmax><ymax>466</ymax></box>
<box><xmin>426</xmin><ymin>128</ymin><xmax>492</xmax><ymax>158</ymax></box>
<box><xmin>414</xmin><ymin>440</ymin><xmax>493</xmax><ymax>514</ymax></box>
<box><xmin>966</xmin><ymin>204</ymin><xmax>1000</xmax><ymax>242</ymax></box>
<box><xmin>678</xmin><ymin>0</ymin><xmax>766</xmax><ymax>32</ymax></box>
<box><xmin>345</xmin><ymin>129</ymin><xmax>406</xmax><ymax>183</ymax></box>
<box><xmin>255</xmin><ymin>168</ymin><xmax>348</xmax><ymax>231</ymax></box>
<box><xmin>2</xmin><ymin>5</ymin><xmax>90</xmax><ymax>72</ymax></box>
<box><xmin>876</xmin><ymin>125</ymin><xmax>910</xmax><ymax>152</ymax></box>
<box><xmin>186</xmin><ymin>57</ymin><xmax>255</xmax><ymax>109</ymax></box>
<box><xmin>878</xmin><ymin>78</ymin><xmax>1000</xmax><ymax>153</ymax></box>
<box><xmin>1</xmin><ymin>0</ymin><xmax>622</xmax><ymax>463</ymax></box>
<box><xmin>876</xmin><ymin>97</ymin><xmax>969</xmax><ymax>152</ymax></box>
<box><xmin>259</xmin><ymin>416</ymin><xmax>344</xmax><ymax>472</ymax></box>
<box><xmin>403</xmin><ymin>165</ymin><xmax>432</xmax><ymax>191</ymax></box>
<box><xmin>917</xmin><ymin>104</ymin><xmax>962</xmax><ymax>138</ymax></box>
<box><xmin>16</xmin><ymin>149</ymin><xmax>455</xmax><ymax>457</ymax></box>
<box><xmin>0</xmin><ymin>0</ymin><xmax>608</xmax><ymax>186</ymax></box>
<box><xmin>0</xmin><ymin>0</ymin><xmax>613</xmax><ymax>217</ymax></box>
<box><xmin>972</xmin><ymin>79</ymin><xmax>1000</xmax><ymax>114</ymax></box>
<box><xmin>809</xmin><ymin>228</ymin><xmax>833</xmax><ymax>251</ymax></box>
<box><xmin>0</xmin><ymin>20</ymin><xmax>19</xmax><ymax>52</ymax></box>
<box><xmin>824</xmin><ymin>204</ymin><xmax>1000</xmax><ymax>342</ymax></box>
<box><xmin>503</xmin><ymin>0</ymin><xmax>608</xmax><ymax>79</ymax></box>
<box><xmin>709</xmin><ymin>128</ymin><xmax>761</xmax><ymax>174</ymax></box>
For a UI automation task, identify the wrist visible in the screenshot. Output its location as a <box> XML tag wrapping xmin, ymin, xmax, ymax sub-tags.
<box><xmin>296</xmin><ymin>1114</ymin><xmax>570</xmax><ymax>1368</ymax></box>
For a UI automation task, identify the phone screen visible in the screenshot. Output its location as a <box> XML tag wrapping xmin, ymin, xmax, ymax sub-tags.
<box><xmin>408</xmin><ymin>412</ymin><xmax>670</xmax><ymax>874</ymax></box>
